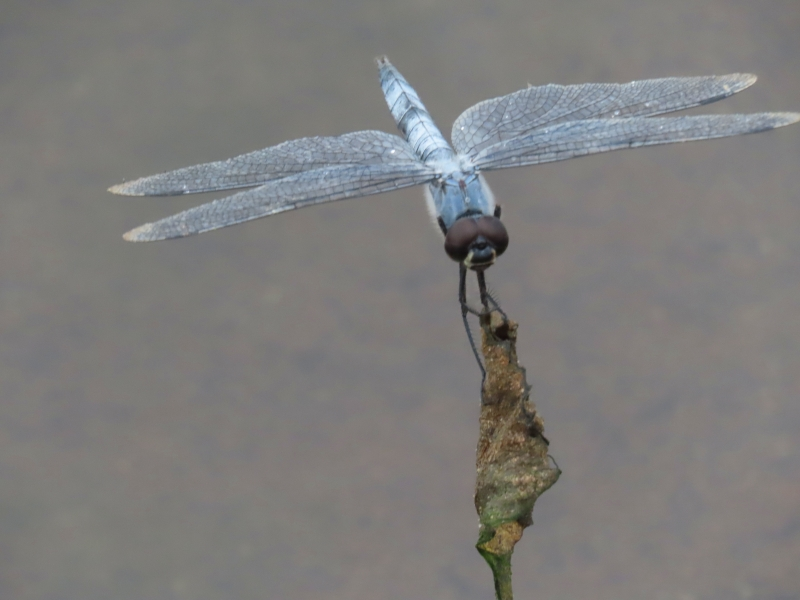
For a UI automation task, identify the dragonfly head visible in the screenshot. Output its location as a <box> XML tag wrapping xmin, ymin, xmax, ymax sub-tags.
<box><xmin>444</xmin><ymin>215</ymin><xmax>509</xmax><ymax>271</ymax></box>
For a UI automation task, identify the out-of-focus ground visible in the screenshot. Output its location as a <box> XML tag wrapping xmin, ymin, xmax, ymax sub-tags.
<box><xmin>1</xmin><ymin>1</ymin><xmax>798</xmax><ymax>599</ymax></box>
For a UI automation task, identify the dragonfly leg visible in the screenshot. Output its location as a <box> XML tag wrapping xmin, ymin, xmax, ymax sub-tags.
<box><xmin>459</xmin><ymin>263</ymin><xmax>486</xmax><ymax>381</ymax></box>
<box><xmin>477</xmin><ymin>270</ymin><xmax>508</xmax><ymax>320</ymax></box>
<box><xmin>459</xmin><ymin>263</ymin><xmax>483</xmax><ymax>316</ymax></box>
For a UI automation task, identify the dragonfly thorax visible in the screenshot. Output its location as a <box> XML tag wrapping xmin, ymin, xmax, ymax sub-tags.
<box><xmin>426</xmin><ymin>170</ymin><xmax>497</xmax><ymax>231</ymax></box>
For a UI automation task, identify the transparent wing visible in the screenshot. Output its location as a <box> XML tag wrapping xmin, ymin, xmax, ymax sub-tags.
<box><xmin>122</xmin><ymin>162</ymin><xmax>437</xmax><ymax>241</ymax></box>
<box><xmin>109</xmin><ymin>130</ymin><xmax>422</xmax><ymax>196</ymax></box>
<box><xmin>468</xmin><ymin>113</ymin><xmax>800</xmax><ymax>171</ymax></box>
<box><xmin>452</xmin><ymin>74</ymin><xmax>758</xmax><ymax>157</ymax></box>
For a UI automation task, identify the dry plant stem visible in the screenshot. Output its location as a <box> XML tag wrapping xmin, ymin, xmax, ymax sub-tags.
<box><xmin>475</xmin><ymin>311</ymin><xmax>561</xmax><ymax>600</ymax></box>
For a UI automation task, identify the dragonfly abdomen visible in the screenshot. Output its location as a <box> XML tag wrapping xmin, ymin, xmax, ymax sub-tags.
<box><xmin>377</xmin><ymin>56</ymin><xmax>454</xmax><ymax>164</ymax></box>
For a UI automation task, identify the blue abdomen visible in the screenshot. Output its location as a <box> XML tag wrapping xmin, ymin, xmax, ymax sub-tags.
<box><xmin>377</xmin><ymin>56</ymin><xmax>454</xmax><ymax>164</ymax></box>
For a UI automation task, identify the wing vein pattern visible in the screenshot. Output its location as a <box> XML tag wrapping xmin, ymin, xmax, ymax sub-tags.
<box><xmin>123</xmin><ymin>161</ymin><xmax>437</xmax><ymax>241</ymax></box>
<box><xmin>468</xmin><ymin>113</ymin><xmax>800</xmax><ymax>171</ymax></box>
<box><xmin>111</xmin><ymin>130</ymin><xmax>425</xmax><ymax>196</ymax></box>
<box><xmin>452</xmin><ymin>74</ymin><xmax>759</xmax><ymax>157</ymax></box>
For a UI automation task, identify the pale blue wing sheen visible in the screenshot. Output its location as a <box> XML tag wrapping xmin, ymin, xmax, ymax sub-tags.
<box><xmin>452</xmin><ymin>74</ymin><xmax>758</xmax><ymax>157</ymax></box>
<box><xmin>110</xmin><ymin>130</ymin><xmax>425</xmax><ymax>196</ymax></box>
<box><xmin>469</xmin><ymin>113</ymin><xmax>800</xmax><ymax>171</ymax></box>
<box><xmin>122</xmin><ymin>161</ymin><xmax>438</xmax><ymax>241</ymax></box>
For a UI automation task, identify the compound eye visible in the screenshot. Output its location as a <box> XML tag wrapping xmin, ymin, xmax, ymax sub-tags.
<box><xmin>476</xmin><ymin>216</ymin><xmax>509</xmax><ymax>256</ymax></box>
<box><xmin>444</xmin><ymin>217</ymin><xmax>479</xmax><ymax>262</ymax></box>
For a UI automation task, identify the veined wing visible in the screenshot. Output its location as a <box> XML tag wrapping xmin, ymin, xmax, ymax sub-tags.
<box><xmin>109</xmin><ymin>130</ymin><xmax>421</xmax><ymax>196</ymax></box>
<box><xmin>468</xmin><ymin>113</ymin><xmax>800</xmax><ymax>171</ymax></box>
<box><xmin>122</xmin><ymin>161</ymin><xmax>437</xmax><ymax>241</ymax></box>
<box><xmin>452</xmin><ymin>74</ymin><xmax>757</xmax><ymax>157</ymax></box>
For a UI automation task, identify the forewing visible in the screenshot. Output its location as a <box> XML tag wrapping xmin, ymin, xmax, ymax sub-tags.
<box><xmin>110</xmin><ymin>130</ymin><xmax>421</xmax><ymax>196</ymax></box>
<box><xmin>452</xmin><ymin>74</ymin><xmax>757</xmax><ymax>156</ymax></box>
<box><xmin>469</xmin><ymin>112</ymin><xmax>800</xmax><ymax>171</ymax></box>
<box><xmin>123</xmin><ymin>162</ymin><xmax>437</xmax><ymax>241</ymax></box>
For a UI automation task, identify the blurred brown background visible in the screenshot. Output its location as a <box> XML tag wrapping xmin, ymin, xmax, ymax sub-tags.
<box><xmin>1</xmin><ymin>1</ymin><xmax>799</xmax><ymax>599</ymax></box>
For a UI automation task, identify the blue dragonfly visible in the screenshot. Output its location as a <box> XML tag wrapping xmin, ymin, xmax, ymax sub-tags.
<box><xmin>110</xmin><ymin>57</ymin><xmax>799</xmax><ymax>379</ymax></box>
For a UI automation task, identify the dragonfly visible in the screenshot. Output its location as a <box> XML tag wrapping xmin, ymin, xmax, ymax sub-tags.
<box><xmin>110</xmin><ymin>56</ymin><xmax>799</xmax><ymax>380</ymax></box>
